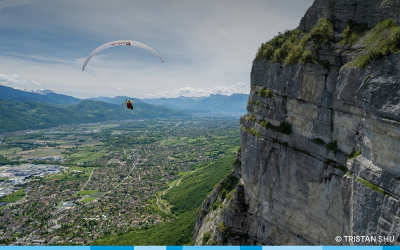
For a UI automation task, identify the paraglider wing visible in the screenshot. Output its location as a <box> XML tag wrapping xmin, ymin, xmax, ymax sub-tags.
<box><xmin>82</xmin><ymin>40</ymin><xmax>164</xmax><ymax>71</ymax></box>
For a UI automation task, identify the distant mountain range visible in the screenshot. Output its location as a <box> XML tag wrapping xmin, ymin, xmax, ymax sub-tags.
<box><xmin>0</xmin><ymin>86</ymin><xmax>185</xmax><ymax>133</ymax></box>
<box><xmin>13</xmin><ymin>87</ymin><xmax>55</xmax><ymax>95</ymax></box>
<box><xmin>0</xmin><ymin>85</ymin><xmax>81</xmax><ymax>105</ymax></box>
<box><xmin>0</xmin><ymin>99</ymin><xmax>184</xmax><ymax>133</ymax></box>
<box><xmin>0</xmin><ymin>86</ymin><xmax>248</xmax><ymax>133</ymax></box>
<box><xmin>143</xmin><ymin>94</ymin><xmax>249</xmax><ymax>113</ymax></box>
<box><xmin>1</xmin><ymin>85</ymin><xmax>249</xmax><ymax>113</ymax></box>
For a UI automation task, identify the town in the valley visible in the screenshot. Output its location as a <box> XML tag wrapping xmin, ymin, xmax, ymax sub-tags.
<box><xmin>0</xmin><ymin>117</ymin><xmax>240</xmax><ymax>246</ymax></box>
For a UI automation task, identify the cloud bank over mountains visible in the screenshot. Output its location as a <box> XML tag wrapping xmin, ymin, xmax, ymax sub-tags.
<box><xmin>0</xmin><ymin>74</ymin><xmax>42</xmax><ymax>86</ymax></box>
<box><xmin>0</xmin><ymin>73</ymin><xmax>247</xmax><ymax>99</ymax></box>
<box><xmin>146</xmin><ymin>82</ymin><xmax>248</xmax><ymax>98</ymax></box>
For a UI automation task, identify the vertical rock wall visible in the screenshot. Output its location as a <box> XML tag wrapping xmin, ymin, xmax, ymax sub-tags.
<box><xmin>194</xmin><ymin>0</ymin><xmax>400</xmax><ymax>246</ymax></box>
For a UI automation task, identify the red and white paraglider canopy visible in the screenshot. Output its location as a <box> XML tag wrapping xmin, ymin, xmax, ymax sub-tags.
<box><xmin>82</xmin><ymin>40</ymin><xmax>164</xmax><ymax>71</ymax></box>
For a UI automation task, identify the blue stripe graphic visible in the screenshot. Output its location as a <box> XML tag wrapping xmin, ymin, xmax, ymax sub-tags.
<box><xmin>323</xmin><ymin>246</ymin><xmax>383</xmax><ymax>250</ymax></box>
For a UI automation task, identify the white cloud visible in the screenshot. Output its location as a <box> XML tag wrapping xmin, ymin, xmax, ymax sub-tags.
<box><xmin>235</xmin><ymin>82</ymin><xmax>246</xmax><ymax>87</ymax></box>
<box><xmin>0</xmin><ymin>73</ymin><xmax>27</xmax><ymax>85</ymax></box>
<box><xmin>146</xmin><ymin>83</ymin><xmax>247</xmax><ymax>98</ymax></box>
<box><xmin>0</xmin><ymin>73</ymin><xmax>44</xmax><ymax>88</ymax></box>
<box><xmin>117</xmin><ymin>88</ymin><xmax>123</xmax><ymax>90</ymax></box>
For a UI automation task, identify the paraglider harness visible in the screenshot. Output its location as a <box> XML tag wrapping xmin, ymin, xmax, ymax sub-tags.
<box><xmin>126</xmin><ymin>99</ymin><xmax>133</xmax><ymax>110</ymax></box>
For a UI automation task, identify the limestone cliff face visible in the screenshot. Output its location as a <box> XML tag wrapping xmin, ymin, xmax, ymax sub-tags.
<box><xmin>299</xmin><ymin>0</ymin><xmax>400</xmax><ymax>32</ymax></box>
<box><xmin>193</xmin><ymin>0</ymin><xmax>400</xmax><ymax>246</ymax></box>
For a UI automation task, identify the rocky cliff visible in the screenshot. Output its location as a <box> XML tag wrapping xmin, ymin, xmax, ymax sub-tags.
<box><xmin>193</xmin><ymin>0</ymin><xmax>400</xmax><ymax>246</ymax></box>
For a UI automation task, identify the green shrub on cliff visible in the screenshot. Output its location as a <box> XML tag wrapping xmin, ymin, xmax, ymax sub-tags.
<box><xmin>258</xmin><ymin>87</ymin><xmax>273</xmax><ymax>98</ymax></box>
<box><xmin>212</xmin><ymin>199</ymin><xmax>223</xmax><ymax>210</ymax></box>
<box><xmin>225</xmin><ymin>189</ymin><xmax>236</xmax><ymax>201</ymax></box>
<box><xmin>310</xmin><ymin>18</ymin><xmax>334</xmax><ymax>43</ymax></box>
<box><xmin>301</xmin><ymin>50</ymin><xmax>314</xmax><ymax>63</ymax></box>
<box><xmin>275</xmin><ymin>122</ymin><xmax>292</xmax><ymax>135</ymax></box>
<box><xmin>312</xmin><ymin>138</ymin><xmax>325</xmax><ymax>146</ymax></box>
<box><xmin>255</xmin><ymin>18</ymin><xmax>334</xmax><ymax>65</ymax></box>
<box><xmin>257</xmin><ymin>120</ymin><xmax>292</xmax><ymax>135</ymax></box>
<box><xmin>255</xmin><ymin>28</ymin><xmax>311</xmax><ymax>64</ymax></box>
<box><xmin>218</xmin><ymin>221</ymin><xmax>226</xmax><ymax>232</ymax></box>
<box><xmin>352</xmin><ymin>18</ymin><xmax>400</xmax><ymax>67</ymax></box>
<box><xmin>242</xmin><ymin>126</ymin><xmax>262</xmax><ymax>138</ymax></box>
<box><xmin>259</xmin><ymin>120</ymin><xmax>269</xmax><ymax>128</ymax></box>
<box><xmin>339</xmin><ymin>21</ymin><xmax>368</xmax><ymax>46</ymax></box>
<box><xmin>327</xmin><ymin>140</ymin><xmax>340</xmax><ymax>153</ymax></box>
<box><xmin>348</xmin><ymin>148</ymin><xmax>361</xmax><ymax>159</ymax></box>
<box><xmin>247</xmin><ymin>113</ymin><xmax>256</xmax><ymax>122</ymax></box>
<box><xmin>202</xmin><ymin>231</ymin><xmax>211</xmax><ymax>245</ymax></box>
<box><xmin>218</xmin><ymin>174</ymin><xmax>239</xmax><ymax>200</ymax></box>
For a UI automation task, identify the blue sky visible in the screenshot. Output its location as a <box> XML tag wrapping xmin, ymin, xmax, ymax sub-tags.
<box><xmin>0</xmin><ymin>0</ymin><xmax>314</xmax><ymax>99</ymax></box>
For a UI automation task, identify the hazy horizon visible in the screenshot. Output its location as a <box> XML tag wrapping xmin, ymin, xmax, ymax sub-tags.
<box><xmin>6</xmin><ymin>84</ymin><xmax>249</xmax><ymax>100</ymax></box>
